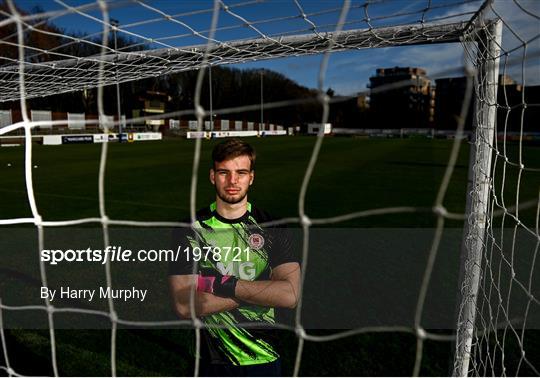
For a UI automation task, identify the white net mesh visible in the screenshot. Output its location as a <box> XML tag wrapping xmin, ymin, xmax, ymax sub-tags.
<box><xmin>0</xmin><ymin>0</ymin><xmax>539</xmax><ymax>376</ymax></box>
<box><xmin>454</xmin><ymin>2</ymin><xmax>540</xmax><ymax>376</ymax></box>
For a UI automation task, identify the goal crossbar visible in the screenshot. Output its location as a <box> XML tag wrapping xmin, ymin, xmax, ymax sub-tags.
<box><xmin>0</xmin><ymin>20</ymin><xmax>471</xmax><ymax>103</ymax></box>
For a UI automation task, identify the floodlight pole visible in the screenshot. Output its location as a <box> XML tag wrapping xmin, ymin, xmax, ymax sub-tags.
<box><xmin>209</xmin><ymin>65</ymin><xmax>213</xmax><ymax>131</ymax></box>
<box><xmin>111</xmin><ymin>19</ymin><xmax>123</xmax><ymax>139</ymax></box>
<box><xmin>453</xmin><ymin>19</ymin><xmax>502</xmax><ymax>377</ymax></box>
<box><xmin>260</xmin><ymin>70</ymin><xmax>264</xmax><ymax>132</ymax></box>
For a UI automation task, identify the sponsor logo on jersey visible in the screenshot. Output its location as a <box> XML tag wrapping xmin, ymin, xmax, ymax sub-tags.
<box><xmin>248</xmin><ymin>233</ymin><xmax>265</xmax><ymax>249</ymax></box>
<box><xmin>217</xmin><ymin>262</ymin><xmax>256</xmax><ymax>280</ymax></box>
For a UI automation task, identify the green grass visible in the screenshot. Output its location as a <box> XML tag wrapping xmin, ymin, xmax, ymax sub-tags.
<box><xmin>2</xmin><ymin>137</ymin><xmax>467</xmax><ymax>226</ymax></box>
<box><xmin>1</xmin><ymin>136</ymin><xmax>539</xmax><ymax>376</ymax></box>
<box><xmin>2</xmin><ymin>136</ymin><xmax>538</xmax><ymax>225</ymax></box>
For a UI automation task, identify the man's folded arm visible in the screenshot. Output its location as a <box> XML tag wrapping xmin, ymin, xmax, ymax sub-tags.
<box><xmin>172</xmin><ymin>261</ymin><xmax>301</xmax><ymax>316</ymax></box>
<box><xmin>234</xmin><ymin>262</ymin><xmax>300</xmax><ymax>309</ymax></box>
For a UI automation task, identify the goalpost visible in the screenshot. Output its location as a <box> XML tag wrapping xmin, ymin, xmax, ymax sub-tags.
<box><xmin>0</xmin><ymin>0</ymin><xmax>538</xmax><ymax>376</ymax></box>
<box><xmin>453</xmin><ymin>19</ymin><xmax>502</xmax><ymax>377</ymax></box>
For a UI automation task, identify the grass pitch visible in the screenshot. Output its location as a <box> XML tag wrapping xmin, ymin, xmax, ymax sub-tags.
<box><xmin>2</xmin><ymin>136</ymin><xmax>472</xmax><ymax>224</ymax></box>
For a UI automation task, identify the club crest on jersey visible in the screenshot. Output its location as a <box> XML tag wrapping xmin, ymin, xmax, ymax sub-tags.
<box><xmin>248</xmin><ymin>233</ymin><xmax>264</xmax><ymax>250</ymax></box>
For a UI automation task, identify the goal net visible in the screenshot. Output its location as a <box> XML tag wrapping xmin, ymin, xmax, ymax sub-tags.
<box><xmin>0</xmin><ymin>0</ymin><xmax>538</xmax><ymax>376</ymax></box>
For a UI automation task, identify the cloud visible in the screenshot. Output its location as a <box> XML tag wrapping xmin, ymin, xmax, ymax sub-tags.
<box><xmin>238</xmin><ymin>0</ymin><xmax>539</xmax><ymax>93</ymax></box>
<box><xmin>492</xmin><ymin>0</ymin><xmax>540</xmax><ymax>48</ymax></box>
<box><xmin>385</xmin><ymin>0</ymin><xmax>540</xmax><ymax>85</ymax></box>
<box><xmin>435</xmin><ymin>1</ymin><xmax>483</xmax><ymax>23</ymax></box>
<box><xmin>330</xmin><ymin>80</ymin><xmax>368</xmax><ymax>96</ymax></box>
<box><xmin>393</xmin><ymin>44</ymin><xmax>464</xmax><ymax>78</ymax></box>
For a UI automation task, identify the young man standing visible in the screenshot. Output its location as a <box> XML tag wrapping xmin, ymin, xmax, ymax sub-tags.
<box><xmin>169</xmin><ymin>138</ymin><xmax>300</xmax><ymax>376</ymax></box>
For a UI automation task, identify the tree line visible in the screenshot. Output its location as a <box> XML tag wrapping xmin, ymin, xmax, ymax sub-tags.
<box><xmin>0</xmin><ymin>2</ymin><xmax>361</xmax><ymax>128</ymax></box>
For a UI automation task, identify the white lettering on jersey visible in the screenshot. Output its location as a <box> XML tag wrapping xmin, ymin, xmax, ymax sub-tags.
<box><xmin>216</xmin><ymin>261</ymin><xmax>235</xmax><ymax>276</ymax></box>
<box><xmin>239</xmin><ymin>263</ymin><xmax>256</xmax><ymax>280</ymax></box>
<box><xmin>216</xmin><ymin>262</ymin><xmax>256</xmax><ymax>280</ymax></box>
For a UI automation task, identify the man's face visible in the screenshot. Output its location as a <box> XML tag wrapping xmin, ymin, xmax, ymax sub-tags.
<box><xmin>210</xmin><ymin>155</ymin><xmax>254</xmax><ymax>205</ymax></box>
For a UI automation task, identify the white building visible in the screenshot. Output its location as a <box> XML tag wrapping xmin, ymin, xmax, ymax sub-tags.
<box><xmin>307</xmin><ymin>123</ymin><xmax>332</xmax><ymax>135</ymax></box>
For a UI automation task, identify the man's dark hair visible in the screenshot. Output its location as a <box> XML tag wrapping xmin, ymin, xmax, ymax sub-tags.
<box><xmin>212</xmin><ymin>138</ymin><xmax>256</xmax><ymax>170</ymax></box>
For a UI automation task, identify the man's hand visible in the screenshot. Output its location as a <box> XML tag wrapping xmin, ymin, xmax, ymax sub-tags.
<box><xmin>197</xmin><ymin>271</ymin><xmax>238</xmax><ymax>298</ymax></box>
<box><xmin>169</xmin><ymin>274</ymin><xmax>240</xmax><ymax>318</ymax></box>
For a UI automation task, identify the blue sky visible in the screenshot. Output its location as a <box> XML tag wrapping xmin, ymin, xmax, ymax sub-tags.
<box><xmin>12</xmin><ymin>0</ymin><xmax>540</xmax><ymax>95</ymax></box>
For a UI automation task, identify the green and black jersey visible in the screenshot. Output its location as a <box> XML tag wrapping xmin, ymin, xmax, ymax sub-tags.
<box><xmin>169</xmin><ymin>202</ymin><xmax>298</xmax><ymax>366</ymax></box>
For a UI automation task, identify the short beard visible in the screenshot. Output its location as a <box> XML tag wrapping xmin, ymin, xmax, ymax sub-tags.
<box><xmin>216</xmin><ymin>186</ymin><xmax>248</xmax><ymax>205</ymax></box>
